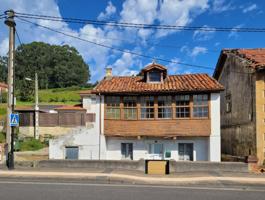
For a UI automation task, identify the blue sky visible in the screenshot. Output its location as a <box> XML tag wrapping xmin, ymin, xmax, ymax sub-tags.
<box><xmin>0</xmin><ymin>0</ymin><xmax>265</xmax><ymax>82</ymax></box>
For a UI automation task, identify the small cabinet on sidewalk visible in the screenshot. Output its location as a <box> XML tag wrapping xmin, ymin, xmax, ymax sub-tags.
<box><xmin>145</xmin><ymin>160</ymin><xmax>169</xmax><ymax>175</ymax></box>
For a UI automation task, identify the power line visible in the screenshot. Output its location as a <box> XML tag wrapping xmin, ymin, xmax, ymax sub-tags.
<box><xmin>15</xmin><ymin>15</ymin><xmax>221</xmax><ymax>54</ymax></box>
<box><xmin>14</xmin><ymin>11</ymin><xmax>265</xmax><ymax>33</ymax></box>
<box><xmin>15</xmin><ymin>16</ymin><xmax>254</xmax><ymax>76</ymax></box>
<box><xmin>22</xmin><ymin>22</ymin><xmax>220</xmax><ymax>53</ymax></box>
<box><xmin>15</xmin><ymin>29</ymin><xmax>23</xmax><ymax>46</ymax></box>
<box><xmin>17</xmin><ymin>17</ymin><xmax>214</xmax><ymax>70</ymax></box>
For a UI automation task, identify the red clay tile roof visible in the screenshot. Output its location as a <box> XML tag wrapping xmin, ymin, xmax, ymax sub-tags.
<box><xmin>79</xmin><ymin>90</ymin><xmax>92</xmax><ymax>95</ymax></box>
<box><xmin>141</xmin><ymin>63</ymin><xmax>167</xmax><ymax>72</ymax></box>
<box><xmin>92</xmin><ymin>73</ymin><xmax>224</xmax><ymax>94</ymax></box>
<box><xmin>0</xmin><ymin>82</ymin><xmax>8</xmax><ymax>89</ymax></box>
<box><xmin>236</xmin><ymin>49</ymin><xmax>265</xmax><ymax>69</ymax></box>
<box><xmin>55</xmin><ymin>104</ymin><xmax>85</xmax><ymax>111</ymax></box>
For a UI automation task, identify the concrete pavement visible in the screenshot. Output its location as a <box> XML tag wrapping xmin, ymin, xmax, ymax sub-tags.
<box><xmin>1</xmin><ymin>169</ymin><xmax>265</xmax><ymax>186</ymax></box>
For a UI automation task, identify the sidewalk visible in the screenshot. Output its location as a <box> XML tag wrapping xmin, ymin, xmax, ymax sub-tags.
<box><xmin>1</xmin><ymin>168</ymin><xmax>265</xmax><ymax>186</ymax></box>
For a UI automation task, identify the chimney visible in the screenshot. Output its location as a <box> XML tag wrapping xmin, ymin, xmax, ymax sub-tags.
<box><xmin>105</xmin><ymin>67</ymin><xmax>112</xmax><ymax>79</ymax></box>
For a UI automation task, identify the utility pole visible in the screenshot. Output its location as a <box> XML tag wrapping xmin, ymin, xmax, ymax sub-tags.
<box><xmin>34</xmin><ymin>73</ymin><xmax>39</xmax><ymax>140</ymax></box>
<box><xmin>5</xmin><ymin>10</ymin><xmax>16</xmax><ymax>169</ymax></box>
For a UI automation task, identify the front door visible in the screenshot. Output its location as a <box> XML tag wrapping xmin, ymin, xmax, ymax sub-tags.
<box><xmin>178</xmin><ymin>143</ymin><xmax>194</xmax><ymax>161</ymax></box>
<box><xmin>148</xmin><ymin>143</ymin><xmax>164</xmax><ymax>160</ymax></box>
<box><xmin>65</xmin><ymin>146</ymin><xmax>79</xmax><ymax>160</ymax></box>
<box><xmin>121</xmin><ymin>143</ymin><xmax>133</xmax><ymax>160</ymax></box>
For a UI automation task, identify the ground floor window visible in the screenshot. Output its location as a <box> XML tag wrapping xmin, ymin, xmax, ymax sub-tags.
<box><xmin>121</xmin><ymin>143</ymin><xmax>133</xmax><ymax>160</ymax></box>
<box><xmin>65</xmin><ymin>146</ymin><xmax>79</xmax><ymax>160</ymax></box>
<box><xmin>178</xmin><ymin>143</ymin><xmax>193</xmax><ymax>161</ymax></box>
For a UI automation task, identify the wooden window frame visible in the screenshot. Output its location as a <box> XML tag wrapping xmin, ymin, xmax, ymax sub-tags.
<box><xmin>175</xmin><ymin>95</ymin><xmax>191</xmax><ymax>119</ymax></box>
<box><xmin>104</xmin><ymin>94</ymin><xmax>210</xmax><ymax>120</ymax></box>
<box><xmin>140</xmin><ymin>96</ymin><xmax>155</xmax><ymax>119</ymax></box>
<box><xmin>192</xmin><ymin>94</ymin><xmax>209</xmax><ymax>118</ymax></box>
<box><xmin>123</xmin><ymin>96</ymin><xmax>137</xmax><ymax>120</ymax></box>
<box><xmin>105</xmin><ymin>96</ymin><xmax>121</xmax><ymax>119</ymax></box>
<box><xmin>157</xmin><ymin>96</ymin><xmax>172</xmax><ymax>119</ymax></box>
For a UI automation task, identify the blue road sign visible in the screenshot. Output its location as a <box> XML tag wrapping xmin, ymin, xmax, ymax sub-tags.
<box><xmin>10</xmin><ymin>113</ymin><xmax>19</xmax><ymax>127</ymax></box>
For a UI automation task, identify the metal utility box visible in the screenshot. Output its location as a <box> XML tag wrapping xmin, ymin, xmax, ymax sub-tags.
<box><xmin>145</xmin><ymin>160</ymin><xmax>169</xmax><ymax>175</ymax></box>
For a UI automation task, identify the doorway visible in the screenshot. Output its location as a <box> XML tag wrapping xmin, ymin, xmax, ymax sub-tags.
<box><xmin>65</xmin><ymin>146</ymin><xmax>79</xmax><ymax>160</ymax></box>
<box><xmin>121</xmin><ymin>143</ymin><xmax>133</xmax><ymax>160</ymax></box>
<box><xmin>178</xmin><ymin>143</ymin><xmax>194</xmax><ymax>161</ymax></box>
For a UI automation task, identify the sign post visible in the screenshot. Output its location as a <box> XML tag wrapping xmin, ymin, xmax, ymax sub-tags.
<box><xmin>10</xmin><ymin>113</ymin><xmax>19</xmax><ymax>127</ymax></box>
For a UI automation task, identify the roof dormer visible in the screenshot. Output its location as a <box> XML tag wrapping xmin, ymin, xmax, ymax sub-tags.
<box><xmin>140</xmin><ymin>62</ymin><xmax>167</xmax><ymax>83</ymax></box>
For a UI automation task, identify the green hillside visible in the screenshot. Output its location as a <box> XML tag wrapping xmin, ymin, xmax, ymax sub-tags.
<box><xmin>0</xmin><ymin>86</ymin><xmax>92</xmax><ymax>118</ymax></box>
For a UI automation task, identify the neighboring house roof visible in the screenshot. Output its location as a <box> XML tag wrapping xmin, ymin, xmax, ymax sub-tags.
<box><xmin>55</xmin><ymin>104</ymin><xmax>85</xmax><ymax>111</ymax></box>
<box><xmin>0</xmin><ymin>82</ymin><xmax>8</xmax><ymax>89</ymax></box>
<box><xmin>92</xmin><ymin>73</ymin><xmax>224</xmax><ymax>94</ymax></box>
<box><xmin>16</xmin><ymin>105</ymin><xmax>66</xmax><ymax>112</ymax></box>
<box><xmin>79</xmin><ymin>90</ymin><xmax>92</xmax><ymax>96</ymax></box>
<box><xmin>236</xmin><ymin>49</ymin><xmax>265</xmax><ymax>68</ymax></box>
<box><xmin>213</xmin><ymin>48</ymin><xmax>265</xmax><ymax>79</ymax></box>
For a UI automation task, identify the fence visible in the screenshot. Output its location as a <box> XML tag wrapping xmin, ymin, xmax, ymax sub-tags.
<box><xmin>19</xmin><ymin>112</ymin><xmax>95</xmax><ymax>127</ymax></box>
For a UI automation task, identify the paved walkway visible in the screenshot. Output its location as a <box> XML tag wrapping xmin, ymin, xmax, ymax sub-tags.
<box><xmin>1</xmin><ymin>169</ymin><xmax>265</xmax><ymax>185</ymax></box>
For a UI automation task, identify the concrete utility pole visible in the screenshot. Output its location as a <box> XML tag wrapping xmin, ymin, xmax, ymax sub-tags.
<box><xmin>34</xmin><ymin>73</ymin><xmax>39</xmax><ymax>140</ymax></box>
<box><xmin>5</xmin><ymin>10</ymin><xmax>16</xmax><ymax>169</ymax></box>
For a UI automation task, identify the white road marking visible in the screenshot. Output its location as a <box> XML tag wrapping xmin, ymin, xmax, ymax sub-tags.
<box><xmin>0</xmin><ymin>180</ymin><xmax>264</xmax><ymax>192</ymax></box>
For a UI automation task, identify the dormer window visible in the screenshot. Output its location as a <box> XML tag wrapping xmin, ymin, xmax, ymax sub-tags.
<box><xmin>149</xmin><ymin>71</ymin><xmax>161</xmax><ymax>82</ymax></box>
<box><xmin>140</xmin><ymin>62</ymin><xmax>168</xmax><ymax>83</ymax></box>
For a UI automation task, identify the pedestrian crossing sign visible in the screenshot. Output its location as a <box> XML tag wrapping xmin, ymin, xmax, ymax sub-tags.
<box><xmin>10</xmin><ymin>113</ymin><xmax>19</xmax><ymax>127</ymax></box>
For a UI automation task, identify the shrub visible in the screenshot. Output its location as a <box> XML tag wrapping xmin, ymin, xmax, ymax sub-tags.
<box><xmin>0</xmin><ymin>132</ymin><xmax>5</xmax><ymax>143</ymax></box>
<box><xmin>0</xmin><ymin>91</ymin><xmax>7</xmax><ymax>103</ymax></box>
<box><xmin>19</xmin><ymin>138</ymin><xmax>46</xmax><ymax>151</ymax></box>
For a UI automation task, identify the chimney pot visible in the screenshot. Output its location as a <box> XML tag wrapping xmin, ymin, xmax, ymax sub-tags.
<box><xmin>105</xmin><ymin>67</ymin><xmax>112</xmax><ymax>79</ymax></box>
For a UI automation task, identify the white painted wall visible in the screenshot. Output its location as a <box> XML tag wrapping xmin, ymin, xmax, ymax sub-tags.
<box><xmin>106</xmin><ymin>137</ymin><xmax>208</xmax><ymax>161</ymax></box>
<box><xmin>50</xmin><ymin>93</ymin><xmax>221</xmax><ymax>162</ymax></box>
<box><xmin>209</xmin><ymin>93</ymin><xmax>221</xmax><ymax>161</ymax></box>
<box><xmin>49</xmin><ymin>95</ymin><xmax>107</xmax><ymax>160</ymax></box>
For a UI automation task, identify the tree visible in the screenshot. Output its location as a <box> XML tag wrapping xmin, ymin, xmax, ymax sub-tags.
<box><xmin>0</xmin><ymin>56</ymin><xmax>7</xmax><ymax>83</ymax></box>
<box><xmin>14</xmin><ymin>42</ymin><xmax>90</xmax><ymax>100</ymax></box>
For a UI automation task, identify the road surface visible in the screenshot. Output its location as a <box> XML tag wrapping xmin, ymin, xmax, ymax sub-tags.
<box><xmin>0</xmin><ymin>178</ymin><xmax>264</xmax><ymax>200</ymax></box>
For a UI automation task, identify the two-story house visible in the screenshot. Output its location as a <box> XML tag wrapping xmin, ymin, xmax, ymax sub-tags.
<box><xmin>49</xmin><ymin>63</ymin><xmax>224</xmax><ymax>161</ymax></box>
<box><xmin>213</xmin><ymin>48</ymin><xmax>265</xmax><ymax>165</ymax></box>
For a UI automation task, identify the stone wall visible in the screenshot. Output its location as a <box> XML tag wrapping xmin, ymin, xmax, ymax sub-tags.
<box><xmin>13</xmin><ymin>159</ymin><xmax>249</xmax><ymax>173</ymax></box>
<box><xmin>19</xmin><ymin>126</ymin><xmax>93</xmax><ymax>139</ymax></box>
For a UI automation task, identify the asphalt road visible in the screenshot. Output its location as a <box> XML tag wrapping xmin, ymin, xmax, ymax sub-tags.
<box><xmin>0</xmin><ymin>179</ymin><xmax>264</xmax><ymax>200</ymax></box>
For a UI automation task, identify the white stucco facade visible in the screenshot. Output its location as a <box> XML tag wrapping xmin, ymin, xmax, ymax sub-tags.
<box><xmin>106</xmin><ymin>137</ymin><xmax>209</xmax><ymax>161</ymax></box>
<box><xmin>49</xmin><ymin>93</ymin><xmax>221</xmax><ymax>162</ymax></box>
<box><xmin>209</xmin><ymin>93</ymin><xmax>221</xmax><ymax>162</ymax></box>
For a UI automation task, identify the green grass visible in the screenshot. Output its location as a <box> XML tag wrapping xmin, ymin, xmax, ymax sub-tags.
<box><xmin>17</xmin><ymin>86</ymin><xmax>92</xmax><ymax>105</ymax></box>
<box><xmin>0</xmin><ymin>104</ymin><xmax>7</xmax><ymax>121</ymax></box>
<box><xmin>19</xmin><ymin>138</ymin><xmax>46</xmax><ymax>151</ymax></box>
<box><xmin>0</xmin><ymin>132</ymin><xmax>5</xmax><ymax>143</ymax></box>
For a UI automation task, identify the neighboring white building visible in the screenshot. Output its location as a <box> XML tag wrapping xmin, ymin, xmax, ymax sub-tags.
<box><xmin>49</xmin><ymin>63</ymin><xmax>224</xmax><ymax>161</ymax></box>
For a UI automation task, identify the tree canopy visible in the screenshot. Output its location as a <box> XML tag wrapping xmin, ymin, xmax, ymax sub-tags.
<box><xmin>0</xmin><ymin>56</ymin><xmax>7</xmax><ymax>83</ymax></box>
<box><xmin>13</xmin><ymin>42</ymin><xmax>90</xmax><ymax>100</ymax></box>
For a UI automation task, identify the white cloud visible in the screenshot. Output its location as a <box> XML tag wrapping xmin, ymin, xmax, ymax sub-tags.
<box><xmin>0</xmin><ymin>38</ymin><xmax>9</xmax><ymax>56</ymax></box>
<box><xmin>193</xmin><ymin>25</ymin><xmax>216</xmax><ymax>41</ymax></box>
<box><xmin>97</xmin><ymin>1</ymin><xmax>116</xmax><ymax>20</ymax></box>
<box><xmin>211</xmin><ymin>0</ymin><xmax>235</xmax><ymax>13</ymax></box>
<box><xmin>0</xmin><ymin>0</ymin><xmax>212</xmax><ymax>82</ymax></box>
<box><xmin>180</xmin><ymin>45</ymin><xmax>207</xmax><ymax>58</ymax></box>
<box><xmin>228</xmin><ymin>24</ymin><xmax>243</xmax><ymax>39</ymax></box>
<box><xmin>119</xmin><ymin>0</ymin><xmax>158</xmax><ymax>40</ymax></box>
<box><xmin>242</xmin><ymin>4</ymin><xmax>257</xmax><ymax>13</ymax></box>
<box><xmin>110</xmin><ymin>51</ymin><xmax>142</xmax><ymax>76</ymax></box>
<box><xmin>156</xmin><ymin>0</ymin><xmax>209</xmax><ymax>37</ymax></box>
<box><xmin>190</xmin><ymin>46</ymin><xmax>207</xmax><ymax>57</ymax></box>
<box><xmin>166</xmin><ymin>58</ymin><xmax>181</xmax><ymax>74</ymax></box>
